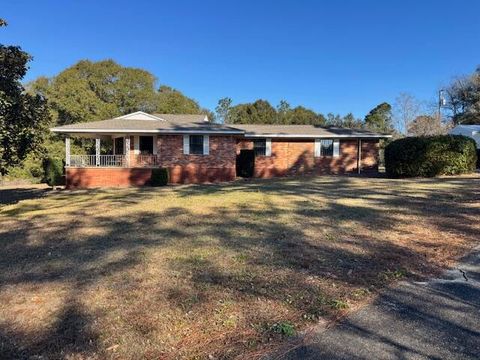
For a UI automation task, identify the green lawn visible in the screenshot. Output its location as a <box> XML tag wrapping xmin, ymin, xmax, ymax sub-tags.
<box><xmin>1</xmin><ymin>175</ymin><xmax>479</xmax><ymax>359</ymax></box>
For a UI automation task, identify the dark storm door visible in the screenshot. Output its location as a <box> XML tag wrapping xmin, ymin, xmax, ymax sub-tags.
<box><xmin>236</xmin><ymin>149</ymin><xmax>255</xmax><ymax>177</ymax></box>
<box><xmin>114</xmin><ymin>137</ymin><xmax>124</xmax><ymax>155</ymax></box>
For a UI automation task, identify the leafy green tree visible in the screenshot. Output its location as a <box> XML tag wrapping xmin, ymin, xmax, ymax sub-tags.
<box><xmin>364</xmin><ymin>102</ymin><xmax>394</xmax><ymax>133</ymax></box>
<box><xmin>28</xmin><ymin>60</ymin><xmax>205</xmax><ymax>126</ymax></box>
<box><xmin>156</xmin><ymin>85</ymin><xmax>202</xmax><ymax>114</ymax></box>
<box><xmin>250</xmin><ymin>99</ymin><xmax>277</xmax><ymax>124</ymax></box>
<box><xmin>228</xmin><ymin>99</ymin><xmax>277</xmax><ymax>124</ymax></box>
<box><xmin>287</xmin><ymin>106</ymin><xmax>326</xmax><ymax>125</ymax></box>
<box><xmin>276</xmin><ymin>100</ymin><xmax>291</xmax><ymax>124</ymax></box>
<box><xmin>226</xmin><ymin>99</ymin><xmax>326</xmax><ymax>125</ymax></box>
<box><xmin>325</xmin><ymin>113</ymin><xmax>343</xmax><ymax>127</ymax></box>
<box><xmin>215</xmin><ymin>97</ymin><xmax>232</xmax><ymax>124</ymax></box>
<box><xmin>29</xmin><ymin>60</ymin><xmax>158</xmax><ymax>125</ymax></box>
<box><xmin>341</xmin><ymin>113</ymin><xmax>363</xmax><ymax>129</ymax></box>
<box><xmin>0</xmin><ymin>20</ymin><xmax>49</xmax><ymax>175</ymax></box>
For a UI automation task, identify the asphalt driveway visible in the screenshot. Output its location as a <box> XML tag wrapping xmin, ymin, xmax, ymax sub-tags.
<box><xmin>281</xmin><ymin>247</ymin><xmax>480</xmax><ymax>360</ymax></box>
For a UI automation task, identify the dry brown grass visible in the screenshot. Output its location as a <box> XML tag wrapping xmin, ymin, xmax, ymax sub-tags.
<box><xmin>0</xmin><ymin>175</ymin><xmax>479</xmax><ymax>359</ymax></box>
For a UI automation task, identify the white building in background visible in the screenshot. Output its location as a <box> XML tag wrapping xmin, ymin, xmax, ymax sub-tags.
<box><xmin>449</xmin><ymin>125</ymin><xmax>480</xmax><ymax>149</ymax></box>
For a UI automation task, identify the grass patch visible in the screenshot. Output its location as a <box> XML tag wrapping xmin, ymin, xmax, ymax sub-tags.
<box><xmin>329</xmin><ymin>299</ymin><xmax>349</xmax><ymax>310</ymax></box>
<box><xmin>270</xmin><ymin>321</ymin><xmax>296</xmax><ymax>337</ymax></box>
<box><xmin>0</xmin><ymin>175</ymin><xmax>479</xmax><ymax>359</ymax></box>
<box><xmin>380</xmin><ymin>268</ymin><xmax>408</xmax><ymax>281</ymax></box>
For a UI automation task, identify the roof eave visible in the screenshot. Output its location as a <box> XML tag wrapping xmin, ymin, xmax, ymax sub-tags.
<box><xmin>50</xmin><ymin>128</ymin><xmax>245</xmax><ymax>135</ymax></box>
<box><xmin>243</xmin><ymin>133</ymin><xmax>392</xmax><ymax>139</ymax></box>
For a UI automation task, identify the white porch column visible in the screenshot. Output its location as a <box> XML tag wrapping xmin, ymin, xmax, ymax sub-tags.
<box><xmin>95</xmin><ymin>138</ymin><xmax>100</xmax><ymax>166</ymax></box>
<box><xmin>124</xmin><ymin>136</ymin><xmax>130</xmax><ymax>167</ymax></box>
<box><xmin>65</xmin><ymin>136</ymin><xmax>71</xmax><ymax>167</ymax></box>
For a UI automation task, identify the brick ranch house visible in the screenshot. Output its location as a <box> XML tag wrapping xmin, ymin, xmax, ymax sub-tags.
<box><xmin>51</xmin><ymin>111</ymin><xmax>391</xmax><ymax>188</ymax></box>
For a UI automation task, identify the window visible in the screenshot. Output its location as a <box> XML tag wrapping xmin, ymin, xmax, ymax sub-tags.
<box><xmin>189</xmin><ymin>135</ymin><xmax>204</xmax><ymax>155</ymax></box>
<box><xmin>139</xmin><ymin>136</ymin><xmax>153</xmax><ymax>154</ymax></box>
<box><xmin>320</xmin><ymin>140</ymin><xmax>334</xmax><ymax>156</ymax></box>
<box><xmin>315</xmin><ymin>139</ymin><xmax>339</xmax><ymax>157</ymax></box>
<box><xmin>253</xmin><ymin>139</ymin><xmax>266</xmax><ymax>156</ymax></box>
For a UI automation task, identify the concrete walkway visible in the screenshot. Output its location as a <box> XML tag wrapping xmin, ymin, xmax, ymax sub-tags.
<box><xmin>282</xmin><ymin>248</ymin><xmax>480</xmax><ymax>360</ymax></box>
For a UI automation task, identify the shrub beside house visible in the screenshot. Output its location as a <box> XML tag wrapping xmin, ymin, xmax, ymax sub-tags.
<box><xmin>385</xmin><ymin>135</ymin><xmax>477</xmax><ymax>177</ymax></box>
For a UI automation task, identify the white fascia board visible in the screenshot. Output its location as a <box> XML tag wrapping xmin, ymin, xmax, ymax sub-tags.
<box><xmin>243</xmin><ymin>134</ymin><xmax>392</xmax><ymax>139</ymax></box>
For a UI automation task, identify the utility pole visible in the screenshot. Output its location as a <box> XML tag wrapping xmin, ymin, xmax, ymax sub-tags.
<box><xmin>438</xmin><ymin>89</ymin><xmax>446</xmax><ymax>124</ymax></box>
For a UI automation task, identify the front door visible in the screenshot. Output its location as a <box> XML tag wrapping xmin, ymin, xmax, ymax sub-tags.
<box><xmin>236</xmin><ymin>149</ymin><xmax>255</xmax><ymax>177</ymax></box>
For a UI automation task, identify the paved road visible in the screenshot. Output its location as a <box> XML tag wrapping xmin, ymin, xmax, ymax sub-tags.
<box><xmin>282</xmin><ymin>248</ymin><xmax>480</xmax><ymax>360</ymax></box>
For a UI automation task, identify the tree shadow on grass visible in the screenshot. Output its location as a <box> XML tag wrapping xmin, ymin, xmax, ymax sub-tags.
<box><xmin>0</xmin><ymin>187</ymin><xmax>51</xmax><ymax>206</ymax></box>
<box><xmin>0</xmin><ymin>299</ymin><xmax>99</xmax><ymax>360</ymax></box>
<box><xmin>0</xmin><ymin>175</ymin><xmax>478</xmax><ymax>358</ymax></box>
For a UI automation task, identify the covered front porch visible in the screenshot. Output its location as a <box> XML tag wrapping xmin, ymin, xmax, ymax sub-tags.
<box><xmin>65</xmin><ymin>134</ymin><xmax>160</xmax><ymax>168</ymax></box>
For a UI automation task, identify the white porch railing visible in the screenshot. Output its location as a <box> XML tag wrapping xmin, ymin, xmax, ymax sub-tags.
<box><xmin>68</xmin><ymin>154</ymin><xmax>160</xmax><ymax>168</ymax></box>
<box><xmin>70</xmin><ymin>155</ymin><xmax>97</xmax><ymax>167</ymax></box>
<box><xmin>100</xmin><ymin>155</ymin><xmax>127</xmax><ymax>167</ymax></box>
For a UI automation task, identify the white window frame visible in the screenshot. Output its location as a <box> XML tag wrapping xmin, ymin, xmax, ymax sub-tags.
<box><xmin>183</xmin><ymin>135</ymin><xmax>209</xmax><ymax>155</ymax></box>
<box><xmin>253</xmin><ymin>138</ymin><xmax>271</xmax><ymax>157</ymax></box>
<box><xmin>266</xmin><ymin>138</ymin><xmax>272</xmax><ymax>156</ymax></box>
<box><xmin>333</xmin><ymin>139</ymin><xmax>340</xmax><ymax>157</ymax></box>
<box><xmin>315</xmin><ymin>139</ymin><xmax>340</xmax><ymax>157</ymax></box>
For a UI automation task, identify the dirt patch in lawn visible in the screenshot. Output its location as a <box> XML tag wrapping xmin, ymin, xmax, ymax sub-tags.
<box><xmin>0</xmin><ymin>175</ymin><xmax>479</xmax><ymax>359</ymax></box>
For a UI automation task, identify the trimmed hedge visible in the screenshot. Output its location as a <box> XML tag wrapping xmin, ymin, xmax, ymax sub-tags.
<box><xmin>385</xmin><ymin>135</ymin><xmax>477</xmax><ymax>178</ymax></box>
<box><xmin>151</xmin><ymin>168</ymin><xmax>169</xmax><ymax>186</ymax></box>
<box><xmin>42</xmin><ymin>157</ymin><xmax>64</xmax><ymax>186</ymax></box>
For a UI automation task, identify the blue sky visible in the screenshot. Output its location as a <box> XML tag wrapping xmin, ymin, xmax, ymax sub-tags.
<box><xmin>2</xmin><ymin>0</ymin><xmax>480</xmax><ymax>118</ymax></box>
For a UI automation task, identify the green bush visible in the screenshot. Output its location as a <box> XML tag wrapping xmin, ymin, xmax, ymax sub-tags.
<box><xmin>150</xmin><ymin>168</ymin><xmax>169</xmax><ymax>186</ymax></box>
<box><xmin>5</xmin><ymin>153</ymin><xmax>45</xmax><ymax>182</ymax></box>
<box><xmin>42</xmin><ymin>157</ymin><xmax>64</xmax><ymax>186</ymax></box>
<box><xmin>385</xmin><ymin>135</ymin><xmax>477</xmax><ymax>178</ymax></box>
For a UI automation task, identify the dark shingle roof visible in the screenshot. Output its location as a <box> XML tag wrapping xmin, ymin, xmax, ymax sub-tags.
<box><xmin>51</xmin><ymin>116</ymin><xmax>243</xmax><ymax>134</ymax></box>
<box><xmin>51</xmin><ymin>112</ymin><xmax>391</xmax><ymax>138</ymax></box>
<box><xmin>233</xmin><ymin>124</ymin><xmax>388</xmax><ymax>138</ymax></box>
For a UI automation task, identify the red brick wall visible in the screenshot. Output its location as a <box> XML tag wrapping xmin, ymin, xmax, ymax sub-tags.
<box><xmin>67</xmin><ymin>137</ymin><xmax>379</xmax><ymax>188</ymax></box>
<box><xmin>236</xmin><ymin>139</ymin><xmax>379</xmax><ymax>178</ymax></box>
<box><xmin>157</xmin><ymin>135</ymin><xmax>236</xmax><ymax>183</ymax></box>
<box><xmin>361</xmin><ymin>140</ymin><xmax>380</xmax><ymax>171</ymax></box>
<box><xmin>66</xmin><ymin>168</ymin><xmax>152</xmax><ymax>189</ymax></box>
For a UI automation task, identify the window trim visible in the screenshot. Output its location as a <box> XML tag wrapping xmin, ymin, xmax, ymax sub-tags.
<box><xmin>183</xmin><ymin>135</ymin><xmax>209</xmax><ymax>155</ymax></box>
<box><xmin>253</xmin><ymin>138</ymin><xmax>272</xmax><ymax>157</ymax></box>
<box><xmin>315</xmin><ymin>139</ymin><xmax>340</xmax><ymax>157</ymax></box>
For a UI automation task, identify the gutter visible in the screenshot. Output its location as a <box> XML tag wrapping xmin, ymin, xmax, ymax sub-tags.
<box><xmin>243</xmin><ymin>134</ymin><xmax>392</xmax><ymax>139</ymax></box>
<box><xmin>50</xmin><ymin>128</ymin><xmax>392</xmax><ymax>139</ymax></box>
